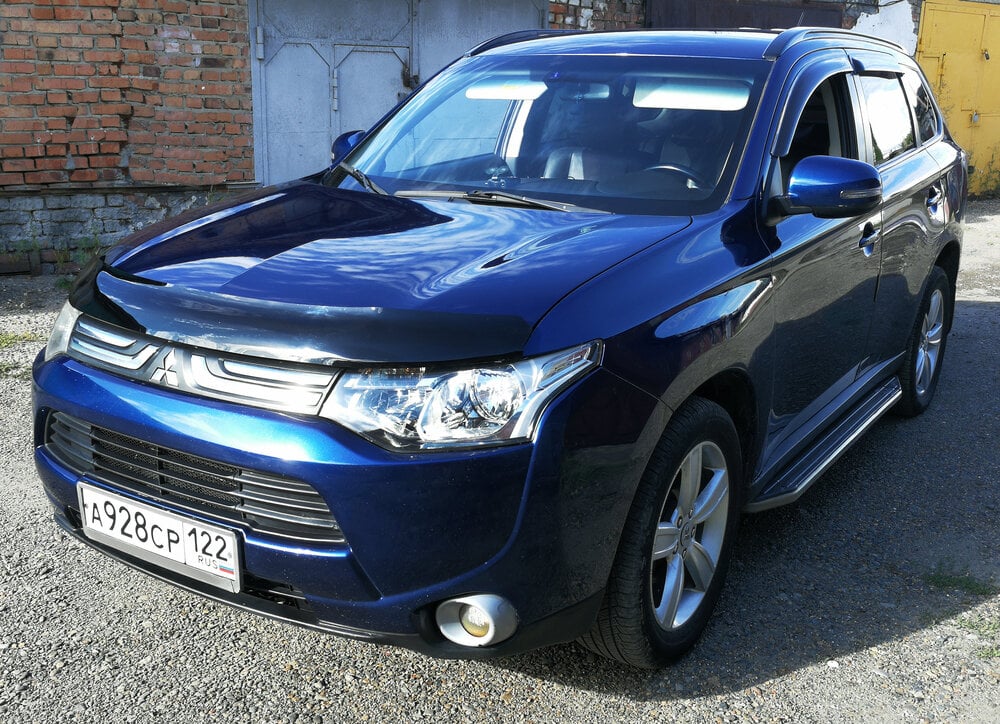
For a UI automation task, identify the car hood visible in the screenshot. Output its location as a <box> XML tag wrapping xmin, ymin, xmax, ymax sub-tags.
<box><xmin>77</xmin><ymin>182</ymin><xmax>690</xmax><ymax>364</ymax></box>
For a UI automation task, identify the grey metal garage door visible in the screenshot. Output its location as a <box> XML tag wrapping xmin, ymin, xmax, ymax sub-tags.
<box><xmin>250</xmin><ymin>0</ymin><xmax>545</xmax><ymax>184</ymax></box>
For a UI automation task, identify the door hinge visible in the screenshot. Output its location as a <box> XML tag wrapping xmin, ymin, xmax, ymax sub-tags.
<box><xmin>332</xmin><ymin>68</ymin><xmax>339</xmax><ymax>112</ymax></box>
<box><xmin>255</xmin><ymin>26</ymin><xmax>264</xmax><ymax>61</ymax></box>
<box><xmin>401</xmin><ymin>63</ymin><xmax>419</xmax><ymax>89</ymax></box>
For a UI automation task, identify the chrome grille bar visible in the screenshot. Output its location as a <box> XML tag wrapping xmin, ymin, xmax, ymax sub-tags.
<box><xmin>65</xmin><ymin>316</ymin><xmax>339</xmax><ymax>416</ymax></box>
<box><xmin>71</xmin><ymin>317</ymin><xmax>161</xmax><ymax>371</ymax></box>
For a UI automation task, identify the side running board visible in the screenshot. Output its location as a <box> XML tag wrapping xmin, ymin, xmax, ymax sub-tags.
<box><xmin>745</xmin><ymin>376</ymin><xmax>902</xmax><ymax>512</ymax></box>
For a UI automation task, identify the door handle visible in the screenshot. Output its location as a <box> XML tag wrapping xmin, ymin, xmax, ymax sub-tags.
<box><xmin>927</xmin><ymin>185</ymin><xmax>943</xmax><ymax>209</ymax></box>
<box><xmin>858</xmin><ymin>221</ymin><xmax>880</xmax><ymax>250</ymax></box>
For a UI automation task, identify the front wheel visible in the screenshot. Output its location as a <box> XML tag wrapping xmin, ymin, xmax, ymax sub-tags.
<box><xmin>895</xmin><ymin>266</ymin><xmax>951</xmax><ymax>417</ymax></box>
<box><xmin>579</xmin><ymin>397</ymin><xmax>742</xmax><ymax>668</ymax></box>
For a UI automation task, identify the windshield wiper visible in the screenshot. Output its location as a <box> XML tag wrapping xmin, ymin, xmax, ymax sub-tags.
<box><xmin>465</xmin><ymin>190</ymin><xmax>582</xmax><ymax>212</ymax></box>
<box><xmin>395</xmin><ymin>189</ymin><xmax>609</xmax><ymax>213</ymax></box>
<box><xmin>337</xmin><ymin>161</ymin><xmax>388</xmax><ymax>195</ymax></box>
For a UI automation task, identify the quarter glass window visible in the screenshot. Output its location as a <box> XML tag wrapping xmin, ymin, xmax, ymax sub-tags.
<box><xmin>859</xmin><ymin>75</ymin><xmax>916</xmax><ymax>164</ymax></box>
<box><xmin>901</xmin><ymin>69</ymin><xmax>939</xmax><ymax>144</ymax></box>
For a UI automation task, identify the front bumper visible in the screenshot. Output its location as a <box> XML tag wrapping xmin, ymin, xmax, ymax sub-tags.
<box><xmin>33</xmin><ymin>352</ymin><xmax>663</xmax><ymax>657</ymax></box>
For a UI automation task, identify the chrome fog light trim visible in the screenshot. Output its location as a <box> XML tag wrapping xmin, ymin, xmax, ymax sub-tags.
<box><xmin>435</xmin><ymin>594</ymin><xmax>518</xmax><ymax>647</ymax></box>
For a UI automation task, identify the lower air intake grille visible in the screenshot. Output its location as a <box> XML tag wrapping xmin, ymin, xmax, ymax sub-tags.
<box><xmin>46</xmin><ymin>411</ymin><xmax>344</xmax><ymax>544</ymax></box>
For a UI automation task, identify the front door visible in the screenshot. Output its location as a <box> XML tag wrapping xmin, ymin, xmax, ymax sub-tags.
<box><xmin>759</xmin><ymin>73</ymin><xmax>882</xmax><ymax>470</ymax></box>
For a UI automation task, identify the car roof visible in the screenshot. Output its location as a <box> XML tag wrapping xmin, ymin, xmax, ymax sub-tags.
<box><xmin>469</xmin><ymin>27</ymin><xmax>904</xmax><ymax>62</ymax></box>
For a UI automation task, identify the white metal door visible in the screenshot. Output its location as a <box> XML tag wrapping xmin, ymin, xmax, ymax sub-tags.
<box><xmin>261</xmin><ymin>40</ymin><xmax>334</xmax><ymax>184</ymax></box>
<box><xmin>334</xmin><ymin>45</ymin><xmax>411</xmax><ymax>137</ymax></box>
<box><xmin>252</xmin><ymin>0</ymin><xmax>412</xmax><ymax>183</ymax></box>
<box><xmin>250</xmin><ymin>0</ymin><xmax>545</xmax><ymax>184</ymax></box>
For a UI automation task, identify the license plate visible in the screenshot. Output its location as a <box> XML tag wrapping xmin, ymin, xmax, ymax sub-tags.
<box><xmin>77</xmin><ymin>483</ymin><xmax>241</xmax><ymax>593</ymax></box>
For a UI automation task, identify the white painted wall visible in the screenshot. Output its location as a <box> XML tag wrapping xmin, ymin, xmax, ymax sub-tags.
<box><xmin>852</xmin><ymin>1</ymin><xmax>919</xmax><ymax>56</ymax></box>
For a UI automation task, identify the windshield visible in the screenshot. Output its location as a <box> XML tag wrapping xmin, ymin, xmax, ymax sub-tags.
<box><xmin>326</xmin><ymin>53</ymin><xmax>769</xmax><ymax>215</ymax></box>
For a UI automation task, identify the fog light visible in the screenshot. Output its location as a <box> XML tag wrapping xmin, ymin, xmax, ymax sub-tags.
<box><xmin>435</xmin><ymin>594</ymin><xmax>518</xmax><ymax>647</ymax></box>
<box><xmin>459</xmin><ymin>604</ymin><xmax>491</xmax><ymax>638</ymax></box>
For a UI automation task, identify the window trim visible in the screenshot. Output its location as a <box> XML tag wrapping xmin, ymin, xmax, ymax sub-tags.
<box><xmin>769</xmin><ymin>51</ymin><xmax>854</xmax><ymax>158</ymax></box>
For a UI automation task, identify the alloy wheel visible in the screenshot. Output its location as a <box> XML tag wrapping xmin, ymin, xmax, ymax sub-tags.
<box><xmin>649</xmin><ymin>440</ymin><xmax>730</xmax><ymax>631</ymax></box>
<box><xmin>915</xmin><ymin>288</ymin><xmax>945</xmax><ymax>397</ymax></box>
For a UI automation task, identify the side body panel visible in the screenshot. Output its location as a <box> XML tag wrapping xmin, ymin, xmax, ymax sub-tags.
<box><xmin>751</xmin><ymin>50</ymin><xmax>882</xmax><ymax>484</ymax></box>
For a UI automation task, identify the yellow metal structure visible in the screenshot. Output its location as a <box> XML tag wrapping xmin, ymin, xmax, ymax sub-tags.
<box><xmin>917</xmin><ymin>0</ymin><xmax>1000</xmax><ymax>194</ymax></box>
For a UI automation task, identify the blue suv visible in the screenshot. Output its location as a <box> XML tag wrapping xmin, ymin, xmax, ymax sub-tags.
<box><xmin>34</xmin><ymin>28</ymin><xmax>965</xmax><ymax>668</ymax></box>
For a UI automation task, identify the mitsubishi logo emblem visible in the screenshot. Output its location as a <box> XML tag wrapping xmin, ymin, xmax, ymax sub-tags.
<box><xmin>150</xmin><ymin>349</ymin><xmax>178</xmax><ymax>387</ymax></box>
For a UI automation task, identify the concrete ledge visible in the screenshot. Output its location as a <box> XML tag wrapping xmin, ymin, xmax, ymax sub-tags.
<box><xmin>0</xmin><ymin>184</ymin><xmax>256</xmax><ymax>275</ymax></box>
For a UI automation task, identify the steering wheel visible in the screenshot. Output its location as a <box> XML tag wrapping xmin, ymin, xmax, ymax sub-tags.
<box><xmin>643</xmin><ymin>163</ymin><xmax>711</xmax><ymax>190</ymax></box>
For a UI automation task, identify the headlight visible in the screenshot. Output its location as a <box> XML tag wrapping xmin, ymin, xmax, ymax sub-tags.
<box><xmin>321</xmin><ymin>342</ymin><xmax>601</xmax><ymax>450</ymax></box>
<box><xmin>44</xmin><ymin>302</ymin><xmax>82</xmax><ymax>362</ymax></box>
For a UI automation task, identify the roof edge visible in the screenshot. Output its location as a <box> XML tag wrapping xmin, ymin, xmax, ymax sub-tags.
<box><xmin>764</xmin><ymin>27</ymin><xmax>905</xmax><ymax>59</ymax></box>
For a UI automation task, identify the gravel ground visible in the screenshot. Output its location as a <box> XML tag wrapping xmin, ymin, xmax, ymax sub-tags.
<box><xmin>1</xmin><ymin>202</ymin><xmax>998</xmax><ymax>723</ymax></box>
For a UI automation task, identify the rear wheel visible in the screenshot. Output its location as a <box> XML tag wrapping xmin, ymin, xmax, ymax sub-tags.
<box><xmin>896</xmin><ymin>266</ymin><xmax>950</xmax><ymax>417</ymax></box>
<box><xmin>579</xmin><ymin>397</ymin><xmax>742</xmax><ymax>668</ymax></box>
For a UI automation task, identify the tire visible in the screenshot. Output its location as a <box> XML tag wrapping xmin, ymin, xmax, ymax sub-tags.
<box><xmin>579</xmin><ymin>397</ymin><xmax>742</xmax><ymax>668</ymax></box>
<box><xmin>895</xmin><ymin>266</ymin><xmax>951</xmax><ymax>418</ymax></box>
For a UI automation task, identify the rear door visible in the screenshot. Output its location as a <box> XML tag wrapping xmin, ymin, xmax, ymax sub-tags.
<box><xmin>851</xmin><ymin>60</ymin><xmax>952</xmax><ymax>375</ymax></box>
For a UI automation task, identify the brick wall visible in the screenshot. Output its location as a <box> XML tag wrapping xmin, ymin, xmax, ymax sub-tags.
<box><xmin>0</xmin><ymin>0</ymin><xmax>253</xmax><ymax>189</ymax></box>
<box><xmin>0</xmin><ymin>0</ymin><xmax>253</xmax><ymax>274</ymax></box>
<box><xmin>549</xmin><ymin>1</ymin><xmax>646</xmax><ymax>30</ymax></box>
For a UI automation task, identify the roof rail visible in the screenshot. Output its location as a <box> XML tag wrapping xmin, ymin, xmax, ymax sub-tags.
<box><xmin>763</xmin><ymin>26</ymin><xmax>904</xmax><ymax>60</ymax></box>
<box><xmin>465</xmin><ymin>29</ymin><xmax>586</xmax><ymax>57</ymax></box>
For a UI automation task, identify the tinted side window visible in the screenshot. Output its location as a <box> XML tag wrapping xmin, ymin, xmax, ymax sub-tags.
<box><xmin>859</xmin><ymin>75</ymin><xmax>916</xmax><ymax>164</ymax></box>
<box><xmin>901</xmin><ymin>69</ymin><xmax>940</xmax><ymax>143</ymax></box>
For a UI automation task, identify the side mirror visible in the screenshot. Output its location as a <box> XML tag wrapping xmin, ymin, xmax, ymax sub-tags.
<box><xmin>331</xmin><ymin>130</ymin><xmax>365</xmax><ymax>164</ymax></box>
<box><xmin>775</xmin><ymin>156</ymin><xmax>882</xmax><ymax>219</ymax></box>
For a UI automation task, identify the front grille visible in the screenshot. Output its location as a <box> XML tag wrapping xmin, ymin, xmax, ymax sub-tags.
<box><xmin>46</xmin><ymin>411</ymin><xmax>344</xmax><ymax>544</ymax></box>
<box><xmin>67</xmin><ymin>316</ymin><xmax>338</xmax><ymax>416</ymax></box>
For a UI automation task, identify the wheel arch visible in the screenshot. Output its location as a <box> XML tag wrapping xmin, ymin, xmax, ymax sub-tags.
<box><xmin>691</xmin><ymin>369</ymin><xmax>759</xmax><ymax>490</ymax></box>
<box><xmin>934</xmin><ymin>239</ymin><xmax>961</xmax><ymax>332</ymax></box>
